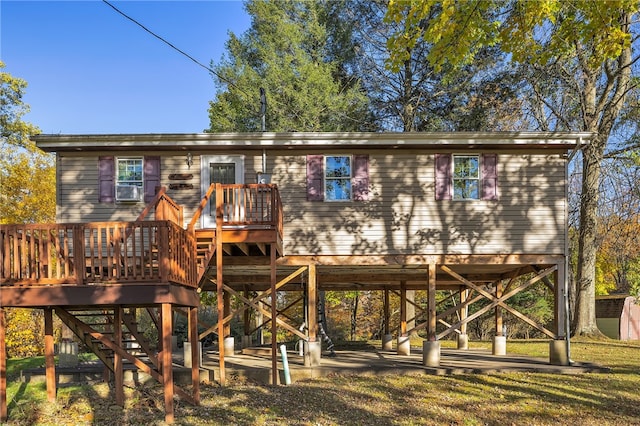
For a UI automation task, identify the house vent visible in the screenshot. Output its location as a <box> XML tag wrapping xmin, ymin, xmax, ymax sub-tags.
<box><xmin>116</xmin><ymin>185</ymin><xmax>141</xmax><ymax>202</ymax></box>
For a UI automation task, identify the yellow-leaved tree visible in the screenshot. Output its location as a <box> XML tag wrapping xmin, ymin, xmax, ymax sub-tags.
<box><xmin>1</xmin><ymin>61</ymin><xmax>56</xmax><ymax>357</ymax></box>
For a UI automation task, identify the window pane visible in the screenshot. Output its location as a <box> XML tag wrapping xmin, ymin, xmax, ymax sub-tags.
<box><xmin>454</xmin><ymin>156</ymin><xmax>479</xmax><ymax>179</ymax></box>
<box><xmin>326</xmin><ymin>179</ymin><xmax>352</xmax><ymax>201</ymax></box>
<box><xmin>453</xmin><ymin>155</ymin><xmax>479</xmax><ymax>200</ymax></box>
<box><xmin>325</xmin><ymin>156</ymin><xmax>351</xmax><ymax>177</ymax></box>
<box><xmin>454</xmin><ymin>180</ymin><xmax>479</xmax><ymax>199</ymax></box>
<box><xmin>210</xmin><ymin>163</ymin><xmax>236</xmax><ymax>184</ymax></box>
<box><xmin>117</xmin><ymin>159</ymin><xmax>143</xmax><ymax>186</ymax></box>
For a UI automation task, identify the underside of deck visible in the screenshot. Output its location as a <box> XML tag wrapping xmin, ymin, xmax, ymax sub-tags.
<box><xmin>0</xmin><ymin>184</ymin><xmax>571</xmax><ymax>423</ymax></box>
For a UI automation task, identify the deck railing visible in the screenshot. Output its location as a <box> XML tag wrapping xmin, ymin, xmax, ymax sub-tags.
<box><xmin>0</xmin><ymin>221</ymin><xmax>197</xmax><ymax>287</ymax></box>
<box><xmin>1</xmin><ymin>184</ymin><xmax>281</xmax><ymax>288</ymax></box>
<box><xmin>191</xmin><ymin>183</ymin><xmax>282</xmax><ymax>233</ymax></box>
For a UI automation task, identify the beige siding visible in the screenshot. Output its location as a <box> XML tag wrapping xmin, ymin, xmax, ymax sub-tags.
<box><xmin>271</xmin><ymin>150</ymin><xmax>567</xmax><ymax>255</ymax></box>
<box><xmin>56</xmin><ymin>149</ymin><xmax>568</xmax><ymax>256</ymax></box>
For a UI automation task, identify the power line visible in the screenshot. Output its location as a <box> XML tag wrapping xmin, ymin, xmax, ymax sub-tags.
<box><xmin>101</xmin><ymin>0</ymin><xmax>246</xmax><ymax>96</ymax></box>
<box><xmin>101</xmin><ymin>0</ymin><xmax>371</xmax><ymax>130</ymax></box>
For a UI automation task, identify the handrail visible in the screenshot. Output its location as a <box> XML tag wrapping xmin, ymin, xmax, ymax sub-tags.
<box><xmin>189</xmin><ymin>183</ymin><xmax>215</xmax><ymax>232</ymax></box>
<box><xmin>135</xmin><ymin>186</ymin><xmax>183</xmax><ymax>227</ymax></box>
<box><xmin>0</xmin><ymin>221</ymin><xmax>197</xmax><ymax>288</ymax></box>
<box><xmin>135</xmin><ymin>187</ymin><xmax>168</xmax><ymax>222</ymax></box>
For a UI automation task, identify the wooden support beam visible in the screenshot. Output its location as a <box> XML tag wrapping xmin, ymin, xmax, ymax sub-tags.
<box><xmin>200</xmin><ymin>266</ymin><xmax>307</xmax><ymax>340</ymax></box>
<box><xmin>383</xmin><ymin>289</ymin><xmax>390</xmax><ymax>335</ymax></box>
<box><xmin>438</xmin><ymin>265</ymin><xmax>557</xmax><ymax>339</ymax></box>
<box><xmin>460</xmin><ymin>287</ymin><xmax>469</xmax><ymax>335</ymax></box>
<box><xmin>223</xmin><ymin>291</ymin><xmax>231</xmax><ymax>337</ymax></box>
<box><xmin>555</xmin><ymin>261</ymin><xmax>567</xmax><ymax>338</ymax></box>
<box><xmin>189</xmin><ymin>306</ymin><xmax>200</xmax><ymax>404</ymax></box>
<box><xmin>308</xmin><ymin>264</ymin><xmax>317</xmax><ymax>342</ymax></box>
<box><xmin>216</xmin><ymin>184</ymin><xmax>226</xmax><ymax>386</ymax></box>
<box><xmin>400</xmin><ymin>282</ymin><xmax>407</xmax><ymax>336</ymax></box>
<box><xmin>222</xmin><ymin>286</ymin><xmax>306</xmax><ymax>340</ymax></box>
<box><xmin>44</xmin><ymin>307</ymin><xmax>56</xmax><ymax>402</ymax></box>
<box><xmin>0</xmin><ymin>308</ymin><xmax>5</xmax><ymax>422</ymax></box>
<box><xmin>428</xmin><ymin>264</ymin><xmax>437</xmax><ymax>341</ymax></box>
<box><xmin>495</xmin><ymin>280</ymin><xmax>504</xmax><ymax>336</ymax></box>
<box><xmin>243</xmin><ymin>288</ymin><xmax>251</xmax><ymax>339</ymax></box>
<box><xmin>270</xmin><ymin>243</ymin><xmax>278</xmax><ymax>385</ymax></box>
<box><xmin>161</xmin><ymin>303</ymin><xmax>174</xmax><ymax>424</ymax></box>
<box><xmin>114</xmin><ymin>307</ymin><xmax>124</xmax><ymax>407</ymax></box>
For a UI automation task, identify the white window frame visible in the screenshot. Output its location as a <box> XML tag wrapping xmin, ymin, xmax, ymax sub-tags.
<box><xmin>452</xmin><ymin>154</ymin><xmax>480</xmax><ymax>200</ymax></box>
<box><xmin>324</xmin><ymin>155</ymin><xmax>352</xmax><ymax>202</ymax></box>
<box><xmin>115</xmin><ymin>157</ymin><xmax>144</xmax><ymax>202</ymax></box>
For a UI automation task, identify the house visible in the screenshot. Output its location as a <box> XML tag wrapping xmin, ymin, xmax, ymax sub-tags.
<box><xmin>596</xmin><ymin>295</ymin><xmax>640</xmax><ymax>340</ymax></box>
<box><xmin>0</xmin><ymin>131</ymin><xmax>590</xmax><ymax>422</ymax></box>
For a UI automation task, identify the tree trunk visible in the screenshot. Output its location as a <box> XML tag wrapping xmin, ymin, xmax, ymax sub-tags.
<box><xmin>573</xmin><ymin>12</ymin><xmax>632</xmax><ymax>335</ymax></box>
<box><xmin>574</xmin><ymin>138</ymin><xmax>604</xmax><ymax>335</ymax></box>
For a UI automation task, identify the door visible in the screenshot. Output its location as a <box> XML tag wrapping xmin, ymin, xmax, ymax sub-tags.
<box><xmin>201</xmin><ymin>155</ymin><xmax>244</xmax><ymax>228</ymax></box>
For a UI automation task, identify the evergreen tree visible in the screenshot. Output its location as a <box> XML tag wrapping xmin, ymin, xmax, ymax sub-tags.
<box><xmin>207</xmin><ymin>0</ymin><xmax>370</xmax><ymax>132</ymax></box>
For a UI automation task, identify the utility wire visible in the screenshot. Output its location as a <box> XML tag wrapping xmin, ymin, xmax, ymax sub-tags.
<box><xmin>101</xmin><ymin>0</ymin><xmax>248</xmax><ymax>97</ymax></box>
<box><xmin>101</xmin><ymin>0</ymin><xmax>371</xmax><ymax>130</ymax></box>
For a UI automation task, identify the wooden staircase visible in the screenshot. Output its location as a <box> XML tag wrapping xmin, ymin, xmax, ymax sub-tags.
<box><xmin>54</xmin><ymin>308</ymin><xmax>158</xmax><ymax>373</ymax></box>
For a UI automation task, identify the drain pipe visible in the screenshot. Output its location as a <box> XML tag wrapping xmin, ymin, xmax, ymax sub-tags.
<box><xmin>280</xmin><ymin>344</ymin><xmax>291</xmax><ymax>385</ymax></box>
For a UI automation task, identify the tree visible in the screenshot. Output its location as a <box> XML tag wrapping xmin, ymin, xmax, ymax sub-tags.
<box><xmin>331</xmin><ymin>0</ymin><xmax>523</xmax><ymax>132</ymax></box>
<box><xmin>386</xmin><ymin>0</ymin><xmax>640</xmax><ymax>337</ymax></box>
<box><xmin>0</xmin><ymin>61</ymin><xmax>55</xmax><ymax>224</ymax></box>
<box><xmin>207</xmin><ymin>0</ymin><xmax>371</xmax><ymax>132</ymax></box>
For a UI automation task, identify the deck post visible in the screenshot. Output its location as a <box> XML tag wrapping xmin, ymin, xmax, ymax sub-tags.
<box><xmin>397</xmin><ymin>282</ymin><xmax>410</xmax><ymax>355</ymax></box>
<box><xmin>161</xmin><ymin>303</ymin><xmax>174</xmax><ymax>423</ymax></box>
<box><xmin>215</xmin><ymin>184</ymin><xmax>226</xmax><ymax>386</ymax></box>
<box><xmin>493</xmin><ymin>280</ymin><xmax>506</xmax><ymax>355</ymax></box>
<box><xmin>458</xmin><ymin>287</ymin><xmax>469</xmax><ymax>350</ymax></box>
<box><xmin>114</xmin><ymin>307</ymin><xmax>124</xmax><ymax>407</ymax></box>
<box><xmin>189</xmin><ymin>306</ymin><xmax>200</xmax><ymax>403</ymax></box>
<box><xmin>550</xmin><ymin>262</ymin><xmax>570</xmax><ymax>365</ymax></box>
<box><xmin>427</xmin><ymin>264</ymin><xmax>437</xmax><ymax>341</ymax></box>
<box><xmin>305</xmin><ymin>264</ymin><xmax>321</xmax><ymax>367</ymax></box>
<box><xmin>243</xmin><ymin>288</ymin><xmax>252</xmax><ymax>347</ymax></box>
<box><xmin>382</xmin><ymin>289</ymin><xmax>392</xmax><ymax>350</ymax></box>
<box><xmin>0</xmin><ymin>308</ymin><xmax>7</xmax><ymax>422</ymax></box>
<box><xmin>270</xmin><ymin>243</ymin><xmax>279</xmax><ymax>384</ymax></box>
<box><xmin>423</xmin><ymin>263</ymin><xmax>441</xmax><ymax>366</ymax></box>
<box><xmin>44</xmin><ymin>307</ymin><xmax>56</xmax><ymax>402</ymax></box>
<box><xmin>223</xmin><ymin>291</ymin><xmax>234</xmax><ymax>356</ymax></box>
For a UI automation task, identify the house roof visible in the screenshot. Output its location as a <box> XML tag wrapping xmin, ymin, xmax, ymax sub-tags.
<box><xmin>33</xmin><ymin>131</ymin><xmax>594</xmax><ymax>153</ymax></box>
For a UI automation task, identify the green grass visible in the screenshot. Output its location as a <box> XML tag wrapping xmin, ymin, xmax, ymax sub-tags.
<box><xmin>3</xmin><ymin>339</ymin><xmax>640</xmax><ymax>425</ymax></box>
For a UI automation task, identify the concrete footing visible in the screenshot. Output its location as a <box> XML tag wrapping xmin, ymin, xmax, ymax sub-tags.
<box><xmin>304</xmin><ymin>340</ymin><xmax>322</xmax><ymax>367</ymax></box>
<box><xmin>224</xmin><ymin>337</ymin><xmax>235</xmax><ymax>357</ymax></box>
<box><xmin>397</xmin><ymin>335</ymin><xmax>410</xmax><ymax>355</ymax></box>
<box><xmin>382</xmin><ymin>334</ymin><xmax>393</xmax><ymax>351</ymax></box>
<box><xmin>457</xmin><ymin>333</ymin><xmax>469</xmax><ymax>350</ymax></box>
<box><xmin>549</xmin><ymin>339</ymin><xmax>570</xmax><ymax>366</ymax></box>
<box><xmin>422</xmin><ymin>341</ymin><xmax>441</xmax><ymax>367</ymax></box>
<box><xmin>492</xmin><ymin>335</ymin><xmax>506</xmax><ymax>355</ymax></box>
<box><xmin>183</xmin><ymin>342</ymin><xmax>202</xmax><ymax>368</ymax></box>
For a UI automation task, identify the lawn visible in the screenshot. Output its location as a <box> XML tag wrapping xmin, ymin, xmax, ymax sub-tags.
<box><xmin>3</xmin><ymin>339</ymin><xmax>640</xmax><ymax>425</ymax></box>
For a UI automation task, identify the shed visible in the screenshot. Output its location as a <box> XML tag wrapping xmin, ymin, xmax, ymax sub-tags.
<box><xmin>596</xmin><ymin>295</ymin><xmax>640</xmax><ymax>340</ymax></box>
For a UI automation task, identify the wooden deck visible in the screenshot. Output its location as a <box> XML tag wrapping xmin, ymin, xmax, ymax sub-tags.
<box><xmin>0</xmin><ymin>183</ymin><xmax>283</xmax><ymax>424</ymax></box>
<box><xmin>0</xmin><ymin>183</ymin><xmax>284</xmax><ymax>308</ymax></box>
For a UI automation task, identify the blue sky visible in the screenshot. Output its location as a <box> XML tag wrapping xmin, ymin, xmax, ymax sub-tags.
<box><xmin>1</xmin><ymin>0</ymin><xmax>250</xmax><ymax>134</ymax></box>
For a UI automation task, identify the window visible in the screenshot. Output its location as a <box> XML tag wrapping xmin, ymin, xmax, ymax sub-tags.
<box><xmin>99</xmin><ymin>156</ymin><xmax>160</xmax><ymax>203</ymax></box>
<box><xmin>453</xmin><ymin>155</ymin><xmax>479</xmax><ymax>200</ymax></box>
<box><xmin>115</xmin><ymin>158</ymin><xmax>143</xmax><ymax>201</ymax></box>
<box><xmin>435</xmin><ymin>153</ymin><xmax>498</xmax><ymax>201</ymax></box>
<box><xmin>325</xmin><ymin>156</ymin><xmax>352</xmax><ymax>201</ymax></box>
<box><xmin>306</xmin><ymin>154</ymin><xmax>369</xmax><ymax>202</ymax></box>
